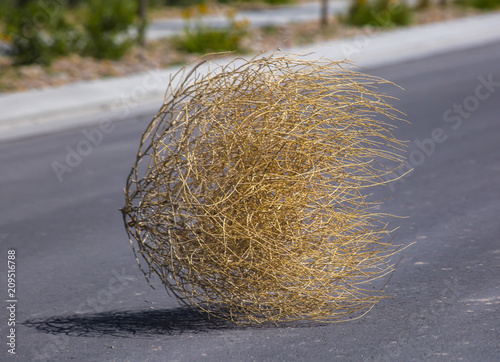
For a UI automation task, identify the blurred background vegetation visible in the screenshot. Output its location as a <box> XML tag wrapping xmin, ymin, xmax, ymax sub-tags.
<box><xmin>0</xmin><ymin>0</ymin><xmax>141</xmax><ymax>64</ymax></box>
<box><xmin>0</xmin><ymin>0</ymin><xmax>498</xmax><ymax>67</ymax></box>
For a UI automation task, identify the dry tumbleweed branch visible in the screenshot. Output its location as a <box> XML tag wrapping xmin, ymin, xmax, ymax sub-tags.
<box><xmin>121</xmin><ymin>53</ymin><xmax>409</xmax><ymax>324</ymax></box>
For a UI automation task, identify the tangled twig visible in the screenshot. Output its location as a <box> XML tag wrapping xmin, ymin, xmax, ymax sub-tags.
<box><xmin>122</xmin><ymin>53</ymin><xmax>409</xmax><ymax>324</ymax></box>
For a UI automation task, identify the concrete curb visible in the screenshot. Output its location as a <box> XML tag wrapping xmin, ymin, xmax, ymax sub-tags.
<box><xmin>1</xmin><ymin>12</ymin><xmax>500</xmax><ymax>143</ymax></box>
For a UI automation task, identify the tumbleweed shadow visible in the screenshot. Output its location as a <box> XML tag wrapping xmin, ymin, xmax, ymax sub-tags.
<box><xmin>23</xmin><ymin>307</ymin><xmax>241</xmax><ymax>338</ymax></box>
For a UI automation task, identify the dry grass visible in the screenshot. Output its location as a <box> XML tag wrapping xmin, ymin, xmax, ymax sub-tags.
<box><xmin>122</xmin><ymin>52</ymin><xmax>409</xmax><ymax>324</ymax></box>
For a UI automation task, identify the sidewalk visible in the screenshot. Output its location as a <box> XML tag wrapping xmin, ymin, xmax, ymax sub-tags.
<box><xmin>1</xmin><ymin>11</ymin><xmax>500</xmax><ymax>143</ymax></box>
<box><xmin>147</xmin><ymin>1</ymin><xmax>349</xmax><ymax>39</ymax></box>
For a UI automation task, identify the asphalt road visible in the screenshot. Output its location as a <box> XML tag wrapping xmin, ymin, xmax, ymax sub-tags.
<box><xmin>1</xmin><ymin>40</ymin><xmax>499</xmax><ymax>361</ymax></box>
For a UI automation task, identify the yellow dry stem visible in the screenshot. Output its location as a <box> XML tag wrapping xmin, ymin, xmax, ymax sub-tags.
<box><xmin>122</xmin><ymin>53</ymin><xmax>408</xmax><ymax>324</ymax></box>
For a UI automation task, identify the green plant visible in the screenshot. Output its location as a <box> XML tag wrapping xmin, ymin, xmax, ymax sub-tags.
<box><xmin>0</xmin><ymin>0</ymin><xmax>142</xmax><ymax>65</ymax></box>
<box><xmin>174</xmin><ymin>8</ymin><xmax>249</xmax><ymax>53</ymax></box>
<box><xmin>456</xmin><ymin>0</ymin><xmax>500</xmax><ymax>9</ymax></box>
<box><xmin>261</xmin><ymin>24</ymin><xmax>280</xmax><ymax>35</ymax></box>
<box><xmin>83</xmin><ymin>0</ymin><xmax>138</xmax><ymax>60</ymax></box>
<box><xmin>261</xmin><ymin>0</ymin><xmax>295</xmax><ymax>4</ymax></box>
<box><xmin>219</xmin><ymin>0</ymin><xmax>294</xmax><ymax>5</ymax></box>
<box><xmin>416</xmin><ymin>0</ymin><xmax>431</xmax><ymax>9</ymax></box>
<box><xmin>346</xmin><ymin>0</ymin><xmax>413</xmax><ymax>28</ymax></box>
<box><xmin>175</xmin><ymin>25</ymin><xmax>246</xmax><ymax>53</ymax></box>
<box><xmin>1</xmin><ymin>1</ymin><xmax>82</xmax><ymax>65</ymax></box>
<box><xmin>149</xmin><ymin>0</ymin><xmax>206</xmax><ymax>7</ymax></box>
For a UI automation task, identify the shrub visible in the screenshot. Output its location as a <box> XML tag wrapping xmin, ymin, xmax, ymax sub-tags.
<box><xmin>174</xmin><ymin>7</ymin><xmax>249</xmax><ymax>53</ymax></box>
<box><xmin>83</xmin><ymin>0</ymin><xmax>138</xmax><ymax>60</ymax></box>
<box><xmin>1</xmin><ymin>1</ymin><xmax>82</xmax><ymax>65</ymax></box>
<box><xmin>1</xmin><ymin>0</ymin><xmax>141</xmax><ymax>64</ymax></box>
<box><xmin>260</xmin><ymin>0</ymin><xmax>295</xmax><ymax>4</ymax></box>
<box><xmin>218</xmin><ymin>0</ymin><xmax>295</xmax><ymax>5</ymax></box>
<box><xmin>175</xmin><ymin>25</ymin><xmax>247</xmax><ymax>53</ymax></box>
<box><xmin>346</xmin><ymin>0</ymin><xmax>413</xmax><ymax>28</ymax></box>
<box><xmin>456</xmin><ymin>0</ymin><xmax>500</xmax><ymax>9</ymax></box>
<box><xmin>149</xmin><ymin>0</ymin><xmax>206</xmax><ymax>7</ymax></box>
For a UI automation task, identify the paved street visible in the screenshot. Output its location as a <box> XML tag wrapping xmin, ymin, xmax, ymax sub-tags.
<box><xmin>0</xmin><ymin>40</ymin><xmax>499</xmax><ymax>360</ymax></box>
